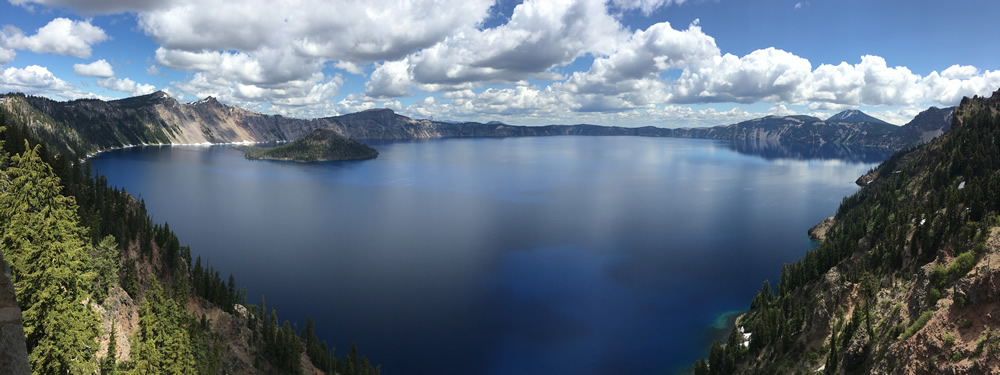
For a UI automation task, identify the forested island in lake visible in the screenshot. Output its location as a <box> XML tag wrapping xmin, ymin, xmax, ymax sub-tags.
<box><xmin>240</xmin><ymin>129</ymin><xmax>378</xmax><ymax>162</ymax></box>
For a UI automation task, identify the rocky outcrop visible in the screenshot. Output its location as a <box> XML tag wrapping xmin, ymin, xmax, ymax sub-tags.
<box><xmin>842</xmin><ymin>324</ymin><xmax>870</xmax><ymax>371</ymax></box>
<box><xmin>892</xmin><ymin>106</ymin><xmax>954</xmax><ymax>146</ymax></box>
<box><xmin>0</xmin><ymin>253</ymin><xmax>30</xmax><ymax>374</ymax></box>
<box><xmin>809</xmin><ymin>216</ymin><xmax>836</xmax><ymax>242</ymax></box>
<box><xmin>95</xmin><ymin>286</ymin><xmax>138</xmax><ymax>363</ymax></box>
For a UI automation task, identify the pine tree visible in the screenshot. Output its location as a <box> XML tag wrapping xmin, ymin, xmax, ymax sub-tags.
<box><xmin>694</xmin><ymin>358</ymin><xmax>709</xmax><ymax>375</ymax></box>
<box><xmin>102</xmin><ymin>322</ymin><xmax>118</xmax><ymax>375</ymax></box>
<box><xmin>1</xmin><ymin>124</ymin><xmax>7</xmax><ymax>167</ymax></box>
<box><xmin>0</xmin><ymin>142</ymin><xmax>99</xmax><ymax>374</ymax></box>
<box><xmin>132</xmin><ymin>277</ymin><xmax>196</xmax><ymax>374</ymax></box>
<box><xmin>94</xmin><ymin>234</ymin><xmax>119</xmax><ymax>301</ymax></box>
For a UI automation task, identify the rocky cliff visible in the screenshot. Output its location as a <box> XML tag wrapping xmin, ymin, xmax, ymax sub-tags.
<box><xmin>0</xmin><ymin>92</ymin><xmax>952</xmax><ymax>158</ymax></box>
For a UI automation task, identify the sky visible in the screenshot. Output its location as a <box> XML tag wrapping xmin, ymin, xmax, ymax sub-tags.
<box><xmin>1</xmin><ymin>0</ymin><xmax>999</xmax><ymax>127</ymax></box>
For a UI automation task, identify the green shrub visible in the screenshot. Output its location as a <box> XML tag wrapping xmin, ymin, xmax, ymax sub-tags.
<box><xmin>949</xmin><ymin>251</ymin><xmax>977</xmax><ymax>278</ymax></box>
<box><xmin>900</xmin><ymin>311</ymin><xmax>934</xmax><ymax>341</ymax></box>
<box><xmin>943</xmin><ymin>332</ymin><xmax>956</xmax><ymax>346</ymax></box>
<box><xmin>929</xmin><ymin>288</ymin><xmax>941</xmax><ymax>306</ymax></box>
<box><xmin>976</xmin><ymin>330</ymin><xmax>991</xmax><ymax>354</ymax></box>
<box><xmin>807</xmin><ymin>351</ymin><xmax>819</xmax><ymax>365</ymax></box>
<box><xmin>975</xmin><ymin>241</ymin><xmax>987</xmax><ymax>256</ymax></box>
<box><xmin>955</xmin><ymin>294</ymin><xmax>967</xmax><ymax>307</ymax></box>
<box><xmin>933</xmin><ymin>264</ymin><xmax>948</xmax><ymax>288</ymax></box>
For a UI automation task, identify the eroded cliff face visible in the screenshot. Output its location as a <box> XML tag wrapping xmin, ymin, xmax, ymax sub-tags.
<box><xmin>0</xmin><ymin>92</ymin><xmax>325</xmax><ymax>156</ymax></box>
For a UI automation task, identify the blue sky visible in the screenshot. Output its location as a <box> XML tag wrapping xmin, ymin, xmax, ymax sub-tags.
<box><xmin>1</xmin><ymin>0</ymin><xmax>998</xmax><ymax>127</ymax></box>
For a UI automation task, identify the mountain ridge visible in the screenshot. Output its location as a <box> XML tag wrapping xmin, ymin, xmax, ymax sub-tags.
<box><xmin>0</xmin><ymin>91</ymin><xmax>952</xmax><ymax>158</ymax></box>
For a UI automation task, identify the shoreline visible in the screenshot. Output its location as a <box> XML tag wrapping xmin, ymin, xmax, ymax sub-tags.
<box><xmin>82</xmin><ymin>140</ymin><xmax>290</xmax><ymax>161</ymax></box>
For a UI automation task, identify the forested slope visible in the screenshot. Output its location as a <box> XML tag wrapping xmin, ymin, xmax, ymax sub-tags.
<box><xmin>0</xmin><ymin>108</ymin><xmax>380</xmax><ymax>374</ymax></box>
<box><xmin>695</xmin><ymin>90</ymin><xmax>1000</xmax><ymax>374</ymax></box>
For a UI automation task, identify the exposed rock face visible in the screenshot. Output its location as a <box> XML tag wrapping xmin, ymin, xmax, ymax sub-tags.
<box><xmin>809</xmin><ymin>216</ymin><xmax>836</xmax><ymax>242</ymax></box>
<box><xmin>0</xmin><ymin>254</ymin><xmax>30</xmax><ymax>374</ymax></box>
<box><xmin>0</xmin><ymin>92</ymin><xmax>952</xmax><ymax>158</ymax></box>
<box><xmin>188</xmin><ymin>298</ymin><xmax>256</xmax><ymax>374</ymax></box>
<box><xmin>842</xmin><ymin>325</ymin><xmax>870</xmax><ymax>371</ymax></box>
<box><xmin>894</xmin><ymin>106</ymin><xmax>954</xmax><ymax>145</ymax></box>
<box><xmin>95</xmin><ymin>286</ymin><xmax>138</xmax><ymax>363</ymax></box>
<box><xmin>855</xmin><ymin>170</ymin><xmax>877</xmax><ymax>186</ymax></box>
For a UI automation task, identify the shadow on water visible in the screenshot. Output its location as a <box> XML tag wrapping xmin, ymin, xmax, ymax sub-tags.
<box><xmin>727</xmin><ymin>139</ymin><xmax>895</xmax><ymax>164</ymax></box>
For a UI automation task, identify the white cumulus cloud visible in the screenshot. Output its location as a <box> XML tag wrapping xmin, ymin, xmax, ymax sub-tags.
<box><xmin>137</xmin><ymin>0</ymin><xmax>493</xmax><ymax>63</ymax></box>
<box><xmin>98</xmin><ymin>77</ymin><xmax>156</xmax><ymax>96</ymax></box>
<box><xmin>0</xmin><ymin>65</ymin><xmax>97</xmax><ymax>100</ymax></box>
<box><xmin>0</xmin><ymin>18</ymin><xmax>108</xmax><ymax>58</ymax></box>
<box><xmin>0</xmin><ymin>46</ymin><xmax>15</xmax><ymax>65</ymax></box>
<box><xmin>365</xmin><ymin>60</ymin><xmax>413</xmax><ymax>98</ymax></box>
<box><xmin>404</xmin><ymin>0</ymin><xmax>626</xmax><ymax>89</ymax></box>
<box><xmin>10</xmin><ymin>0</ymin><xmax>169</xmax><ymax>14</ymax></box>
<box><xmin>670</xmin><ymin>47</ymin><xmax>813</xmax><ymax>104</ymax></box>
<box><xmin>73</xmin><ymin>59</ymin><xmax>114</xmax><ymax>77</ymax></box>
<box><xmin>609</xmin><ymin>0</ymin><xmax>685</xmax><ymax>15</ymax></box>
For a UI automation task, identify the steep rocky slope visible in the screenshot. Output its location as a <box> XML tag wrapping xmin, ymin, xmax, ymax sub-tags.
<box><xmin>695</xmin><ymin>90</ymin><xmax>1000</xmax><ymax>374</ymax></box>
<box><xmin>1</xmin><ymin>92</ymin><xmax>951</xmax><ymax>158</ymax></box>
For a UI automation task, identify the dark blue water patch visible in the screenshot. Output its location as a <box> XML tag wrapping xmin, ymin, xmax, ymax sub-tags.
<box><xmin>87</xmin><ymin>136</ymin><xmax>882</xmax><ymax>374</ymax></box>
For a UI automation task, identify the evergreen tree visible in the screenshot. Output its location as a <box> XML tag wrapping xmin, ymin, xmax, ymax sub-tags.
<box><xmin>93</xmin><ymin>234</ymin><xmax>120</xmax><ymax>300</ymax></box>
<box><xmin>132</xmin><ymin>277</ymin><xmax>196</xmax><ymax>374</ymax></box>
<box><xmin>694</xmin><ymin>358</ymin><xmax>709</xmax><ymax>375</ymax></box>
<box><xmin>102</xmin><ymin>323</ymin><xmax>118</xmax><ymax>375</ymax></box>
<box><xmin>0</xmin><ymin>142</ymin><xmax>99</xmax><ymax>374</ymax></box>
<box><xmin>0</xmin><ymin>124</ymin><xmax>7</xmax><ymax>167</ymax></box>
<box><xmin>348</xmin><ymin>342</ymin><xmax>359</xmax><ymax>375</ymax></box>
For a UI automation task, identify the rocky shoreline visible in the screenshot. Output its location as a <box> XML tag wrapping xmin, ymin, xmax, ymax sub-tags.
<box><xmin>808</xmin><ymin>216</ymin><xmax>836</xmax><ymax>242</ymax></box>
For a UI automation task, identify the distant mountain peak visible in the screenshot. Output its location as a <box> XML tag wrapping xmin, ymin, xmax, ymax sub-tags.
<box><xmin>193</xmin><ymin>96</ymin><xmax>221</xmax><ymax>106</ymax></box>
<box><xmin>827</xmin><ymin>109</ymin><xmax>890</xmax><ymax>125</ymax></box>
<box><xmin>108</xmin><ymin>90</ymin><xmax>177</xmax><ymax>108</ymax></box>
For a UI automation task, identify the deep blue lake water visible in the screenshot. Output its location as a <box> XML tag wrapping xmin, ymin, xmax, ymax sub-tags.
<box><xmin>88</xmin><ymin>136</ymin><xmax>889</xmax><ymax>374</ymax></box>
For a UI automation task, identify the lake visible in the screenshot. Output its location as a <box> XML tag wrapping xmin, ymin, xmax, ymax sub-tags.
<box><xmin>88</xmin><ymin>136</ymin><xmax>889</xmax><ymax>374</ymax></box>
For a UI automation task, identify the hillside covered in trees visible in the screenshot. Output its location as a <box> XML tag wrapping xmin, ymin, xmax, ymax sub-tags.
<box><xmin>241</xmin><ymin>129</ymin><xmax>379</xmax><ymax>162</ymax></box>
<box><xmin>0</xmin><ymin>107</ymin><xmax>379</xmax><ymax>373</ymax></box>
<box><xmin>694</xmin><ymin>90</ymin><xmax>1000</xmax><ymax>374</ymax></box>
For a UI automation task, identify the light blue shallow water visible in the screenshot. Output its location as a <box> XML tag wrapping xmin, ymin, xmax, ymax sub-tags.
<box><xmin>88</xmin><ymin>136</ymin><xmax>888</xmax><ymax>374</ymax></box>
